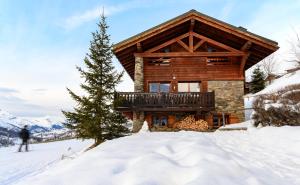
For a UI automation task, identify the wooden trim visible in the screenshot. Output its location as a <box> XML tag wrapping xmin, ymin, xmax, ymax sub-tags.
<box><xmin>114</xmin><ymin>11</ymin><xmax>278</xmax><ymax>53</ymax></box>
<box><xmin>137</xmin><ymin>42</ymin><xmax>142</xmax><ymax>52</ymax></box>
<box><xmin>189</xmin><ymin>19</ymin><xmax>195</xmax><ymax>32</ymax></box>
<box><xmin>193</xmin><ymin>40</ymin><xmax>205</xmax><ymax>51</ymax></box>
<box><xmin>191</xmin><ymin>32</ymin><xmax>240</xmax><ymax>52</ymax></box>
<box><xmin>240</xmin><ymin>41</ymin><xmax>252</xmax><ymax>51</ymax></box>
<box><xmin>191</xmin><ymin>15</ymin><xmax>278</xmax><ymax>50</ymax></box>
<box><xmin>145</xmin><ymin>33</ymin><xmax>190</xmax><ymax>53</ymax></box>
<box><xmin>135</xmin><ymin>51</ymin><xmax>246</xmax><ymax>57</ymax></box>
<box><xmin>239</xmin><ymin>52</ymin><xmax>250</xmax><ymax>75</ymax></box>
<box><xmin>114</xmin><ymin>16</ymin><xmax>193</xmax><ymax>52</ymax></box>
<box><xmin>177</xmin><ymin>39</ymin><xmax>190</xmax><ymax>52</ymax></box>
<box><xmin>189</xmin><ymin>32</ymin><xmax>193</xmax><ymax>52</ymax></box>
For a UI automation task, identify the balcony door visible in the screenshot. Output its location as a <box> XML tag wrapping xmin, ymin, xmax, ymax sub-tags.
<box><xmin>149</xmin><ymin>82</ymin><xmax>170</xmax><ymax>93</ymax></box>
<box><xmin>178</xmin><ymin>82</ymin><xmax>201</xmax><ymax>92</ymax></box>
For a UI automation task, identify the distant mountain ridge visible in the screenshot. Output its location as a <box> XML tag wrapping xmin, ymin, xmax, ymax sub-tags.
<box><xmin>0</xmin><ymin>109</ymin><xmax>65</xmax><ymax>133</ymax></box>
<box><xmin>0</xmin><ymin>109</ymin><xmax>68</xmax><ymax>147</ymax></box>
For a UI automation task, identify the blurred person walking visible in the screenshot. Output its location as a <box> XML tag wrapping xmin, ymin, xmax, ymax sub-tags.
<box><xmin>18</xmin><ymin>125</ymin><xmax>30</xmax><ymax>152</ymax></box>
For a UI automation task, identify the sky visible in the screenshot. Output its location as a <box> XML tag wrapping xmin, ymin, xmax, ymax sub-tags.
<box><xmin>0</xmin><ymin>0</ymin><xmax>300</xmax><ymax>118</ymax></box>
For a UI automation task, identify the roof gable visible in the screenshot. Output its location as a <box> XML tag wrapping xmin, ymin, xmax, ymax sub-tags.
<box><xmin>113</xmin><ymin>10</ymin><xmax>279</xmax><ymax>79</ymax></box>
<box><xmin>114</xmin><ymin>9</ymin><xmax>278</xmax><ymax>52</ymax></box>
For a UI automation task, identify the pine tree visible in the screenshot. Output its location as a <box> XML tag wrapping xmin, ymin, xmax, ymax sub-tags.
<box><xmin>62</xmin><ymin>14</ymin><xmax>129</xmax><ymax>146</ymax></box>
<box><xmin>250</xmin><ymin>66</ymin><xmax>265</xmax><ymax>93</ymax></box>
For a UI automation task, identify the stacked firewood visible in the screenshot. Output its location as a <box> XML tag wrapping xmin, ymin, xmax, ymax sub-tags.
<box><xmin>173</xmin><ymin>115</ymin><xmax>209</xmax><ymax>131</ymax></box>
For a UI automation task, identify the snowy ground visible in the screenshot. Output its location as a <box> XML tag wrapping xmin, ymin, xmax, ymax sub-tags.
<box><xmin>0</xmin><ymin>139</ymin><xmax>93</xmax><ymax>185</ymax></box>
<box><xmin>5</xmin><ymin>126</ymin><xmax>300</xmax><ymax>185</ymax></box>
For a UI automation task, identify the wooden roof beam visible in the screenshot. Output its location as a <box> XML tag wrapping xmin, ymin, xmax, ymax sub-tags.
<box><xmin>145</xmin><ymin>33</ymin><xmax>190</xmax><ymax>53</ymax></box>
<box><xmin>177</xmin><ymin>39</ymin><xmax>190</xmax><ymax>52</ymax></box>
<box><xmin>192</xmin><ymin>16</ymin><xmax>278</xmax><ymax>50</ymax></box>
<box><xmin>189</xmin><ymin>19</ymin><xmax>195</xmax><ymax>32</ymax></box>
<box><xmin>239</xmin><ymin>52</ymin><xmax>250</xmax><ymax>76</ymax></box>
<box><xmin>240</xmin><ymin>41</ymin><xmax>252</xmax><ymax>51</ymax></box>
<box><xmin>137</xmin><ymin>42</ymin><xmax>143</xmax><ymax>52</ymax></box>
<box><xmin>193</xmin><ymin>40</ymin><xmax>205</xmax><ymax>51</ymax></box>
<box><xmin>135</xmin><ymin>51</ymin><xmax>246</xmax><ymax>58</ymax></box>
<box><xmin>191</xmin><ymin>32</ymin><xmax>241</xmax><ymax>52</ymax></box>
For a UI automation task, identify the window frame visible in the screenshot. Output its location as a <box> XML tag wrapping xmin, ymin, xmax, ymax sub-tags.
<box><xmin>178</xmin><ymin>81</ymin><xmax>201</xmax><ymax>92</ymax></box>
<box><xmin>148</xmin><ymin>82</ymin><xmax>171</xmax><ymax>93</ymax></box>
<box><xmin>152</xmin><ymin>115</ymin><xmax>168</xmax><ymax>127</ymax></box>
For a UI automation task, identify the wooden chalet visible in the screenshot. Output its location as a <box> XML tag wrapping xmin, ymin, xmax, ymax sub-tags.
<box><xmin>113</xmin><ymin>10</ymin><xmax>279</xmax><ymax>131</ymax></box>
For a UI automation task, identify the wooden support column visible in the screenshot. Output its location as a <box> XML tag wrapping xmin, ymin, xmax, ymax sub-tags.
<box><xmin>239</xmin><ymin>41</ymin><xmax>252</xmax><ymax>76</ymax></box>
<box><xmin>189</xmin><ymin>19</ymin><xmax>195</xmax><ymax>52</ymax></box>
<box><xmin>239</xmin><ymin>52</ymin><xmax>250</xmax><ymax>76</ymax></box>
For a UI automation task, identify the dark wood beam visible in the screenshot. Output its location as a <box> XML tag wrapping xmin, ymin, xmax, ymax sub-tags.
<box><xmin>193</xmin><ymin>40</ymin><xmax>205</xmax><ymax>51</ymax></box>
<box><xmin>192</xmin><ymin>32</ymin><xmax>241</xmax><ymax>52</ymax></box>
<box><xmin>135</xmin><ymin>51</ymin><xmax>246</xmax><ymax>58</ymax></box>
<box><xmin>189</xmin><ymin>19</ymin><xmax>195</xmax><ymax>32</ymax></box>
<box><xmin>145</xmin><ymin>33</ymin><xmax>189</xmax><ymax>53</ymax></box>
<box><xmin>189</xmin><ymin>32</ymin><xmax>193</xmax><ymax>52</ymax></box>
<box><xmin>137</xmin><ymin>42</ymin><xmax>143</xmax><ymax>52</ymax></box>
<box><xmin>192</xmin><ymin>15</ymin><xmax>279</xmax><ymax>51</ymax></box>
<box><xmin>239</xmin><ymin>52</ymin><xmax>250</xmax><ymax>76</ymax></box>
<box><xmin>240</xmin><ymin>41</ymin><xmax>252</xmax><ymax>51</ymax></box>
<box><xmin>177</xmin><ymin>39</ymin><xmax>190</xmax><ymax>52</ymax></box>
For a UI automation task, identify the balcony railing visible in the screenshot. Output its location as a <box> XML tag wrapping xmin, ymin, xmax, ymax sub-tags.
<box><xmin>114</xmin><ymin>92</ymin><xmax>215</xmax><ymax>111</ymax></box>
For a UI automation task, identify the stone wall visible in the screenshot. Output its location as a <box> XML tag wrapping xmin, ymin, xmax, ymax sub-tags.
<box><xmin>134</xmin><ymin>56</ymin><xmax>144</xmax><ymax>92</ymax></box>
<box><xmin>132</xmin><ymin>56</ymin><xmax>144</xmax><ymax>132</ymax></box>
<box><xmin>208</xmin><ymin>80</ymin><xmax>244</xmax><ymax>122</ymax></box>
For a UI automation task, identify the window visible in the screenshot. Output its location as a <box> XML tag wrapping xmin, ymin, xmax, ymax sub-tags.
<box><xmin>149</xmin><ymin>83</ymin><xmax>159</xmax><ymax>93</ymax></box>
<box><xmin>148</xmin><ymin>59</ymin><xmax>170</xmax><ymax>66</ymax></box>
<box><xmin>152</xmin><ymin>115</ymin><xmax>168</xmax><ymax>126</ymax></box>
<box><xmin>207</xmin><ymin>57</ymin><xmax>229</xmax><ymax>65</ymax></box>
<box><xmin>178</xmin><ymin>82</ymin><xmax>200</xmax><ymax>92</ymax></box>
<box><xmin>149</xmin><ymin>82</ymin><xmax>170</xmax><ymax>93</ymax></box>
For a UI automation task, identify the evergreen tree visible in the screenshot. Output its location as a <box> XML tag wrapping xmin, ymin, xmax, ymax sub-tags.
<box><xmin>62</xmin><ymin>14</ymin><xmax>129</xmax><ymax>146</ymax></box>
<box><xmin>250</xmin><ymin>66</ymin><xmax>265</xmax><ymax>93</ymax></box>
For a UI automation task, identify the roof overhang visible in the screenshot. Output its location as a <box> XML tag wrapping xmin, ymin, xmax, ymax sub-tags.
<box><xmin>113</xmin><ymin>9</ymin><xmax>279</xmax><ymax>80</ymax></box>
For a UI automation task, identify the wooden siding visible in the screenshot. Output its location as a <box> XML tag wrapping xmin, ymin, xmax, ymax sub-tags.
<box><xmin>144</xmin><ymin>57</ymin><xmax>243</xmax><ymax>92</ymax></box>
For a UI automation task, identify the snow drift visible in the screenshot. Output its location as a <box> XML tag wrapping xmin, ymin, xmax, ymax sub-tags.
<box><xmin>12</xmin><ymin>126</ymin><xmax>300</xmax><ymax>185</ymax></box>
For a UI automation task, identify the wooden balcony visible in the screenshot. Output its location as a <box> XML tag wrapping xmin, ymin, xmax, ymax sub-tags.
<box><xmin>114</xmin><ymin>92</ymin><xmax>215</xmax><ymax>112</ymax></box>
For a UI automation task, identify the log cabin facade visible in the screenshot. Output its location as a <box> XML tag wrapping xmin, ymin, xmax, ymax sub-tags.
<box><xmin>113</xmin><ymin>10</ymin><xmax>279</xmax><ymax>132</ymax></box>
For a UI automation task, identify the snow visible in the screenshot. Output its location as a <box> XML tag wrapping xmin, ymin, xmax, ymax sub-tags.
<box><xmin>7</xmin><ymin>127</ymin><xmax>300</xmax><ymax>185</ymax></box>
<box><xmin>244</xmin><ymin>70</ymin><xmax>300</xmax><ymax>120</ymax></box>
<box><xmin>218</xmin><ymin>120</ymin><xmax>254</xmax><ymax>129</ymax></box>
<box><xmin>256</xmin><ymin>70</ymin><xmax>300</xmax><ymax>95</ymax></box>
<box><xmin>138</xmin><ymin>121</ymin><xmax>149</xmax><ymax>133</ymax></box>
<box><xmin>0</xmin><ymin>139</ymin><xmax>93</xmax><ymax>185</ymax></box>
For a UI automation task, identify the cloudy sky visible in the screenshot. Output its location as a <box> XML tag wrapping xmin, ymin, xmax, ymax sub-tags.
<box><xmin>0</xmin><ymin>0</ymin><xmax>299</xmax><ymax>118</ymax></box>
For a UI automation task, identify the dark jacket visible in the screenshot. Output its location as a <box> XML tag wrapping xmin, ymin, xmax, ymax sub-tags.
<box><xmin>19</xmin><ymin>128</ymin><xmax>30</xmax><ymax>141</ymax></box>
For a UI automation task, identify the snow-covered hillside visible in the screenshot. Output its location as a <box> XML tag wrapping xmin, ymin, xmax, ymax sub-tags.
<box><xmin>9</xmin><ymin>126</ymin><xmax>300</xmax><ymax>185</ymax></box>
<box><xmin>0</xmin><ymin>139</ymin><xmax>93</xmax><ymax>185</ymax></box>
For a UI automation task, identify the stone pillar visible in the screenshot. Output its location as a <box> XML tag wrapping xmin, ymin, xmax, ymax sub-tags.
<box><xmin>132</xmin><ymin>111</ymin><xmax>145</xmax><ymax>132</ymax></box>
<box><xmin>208</xmin><ymin>81</ymin><xmax>245</xmax><ymax>123</ymax></box>
<box><xmin>132</xmin><ymin>56</ymin><xmax>145</xmax><ymax>132</ymax></box>
<box><xmin>134</xmin><ymin>56</ymin><xmax>144</xmax><ymax>92</ymax></box>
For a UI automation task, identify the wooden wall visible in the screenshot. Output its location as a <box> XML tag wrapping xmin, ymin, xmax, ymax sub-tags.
<box><xmin>143</xmin><ymin>57</ymin><xmax>244</xmax><ymax>92</ymax></box>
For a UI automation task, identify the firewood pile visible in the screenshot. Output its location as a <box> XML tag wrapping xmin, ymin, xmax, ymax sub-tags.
<box><xmin>173</xmin><ymin>115</ymin><xmax>209</xmax><ymax>131</ymax></box>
